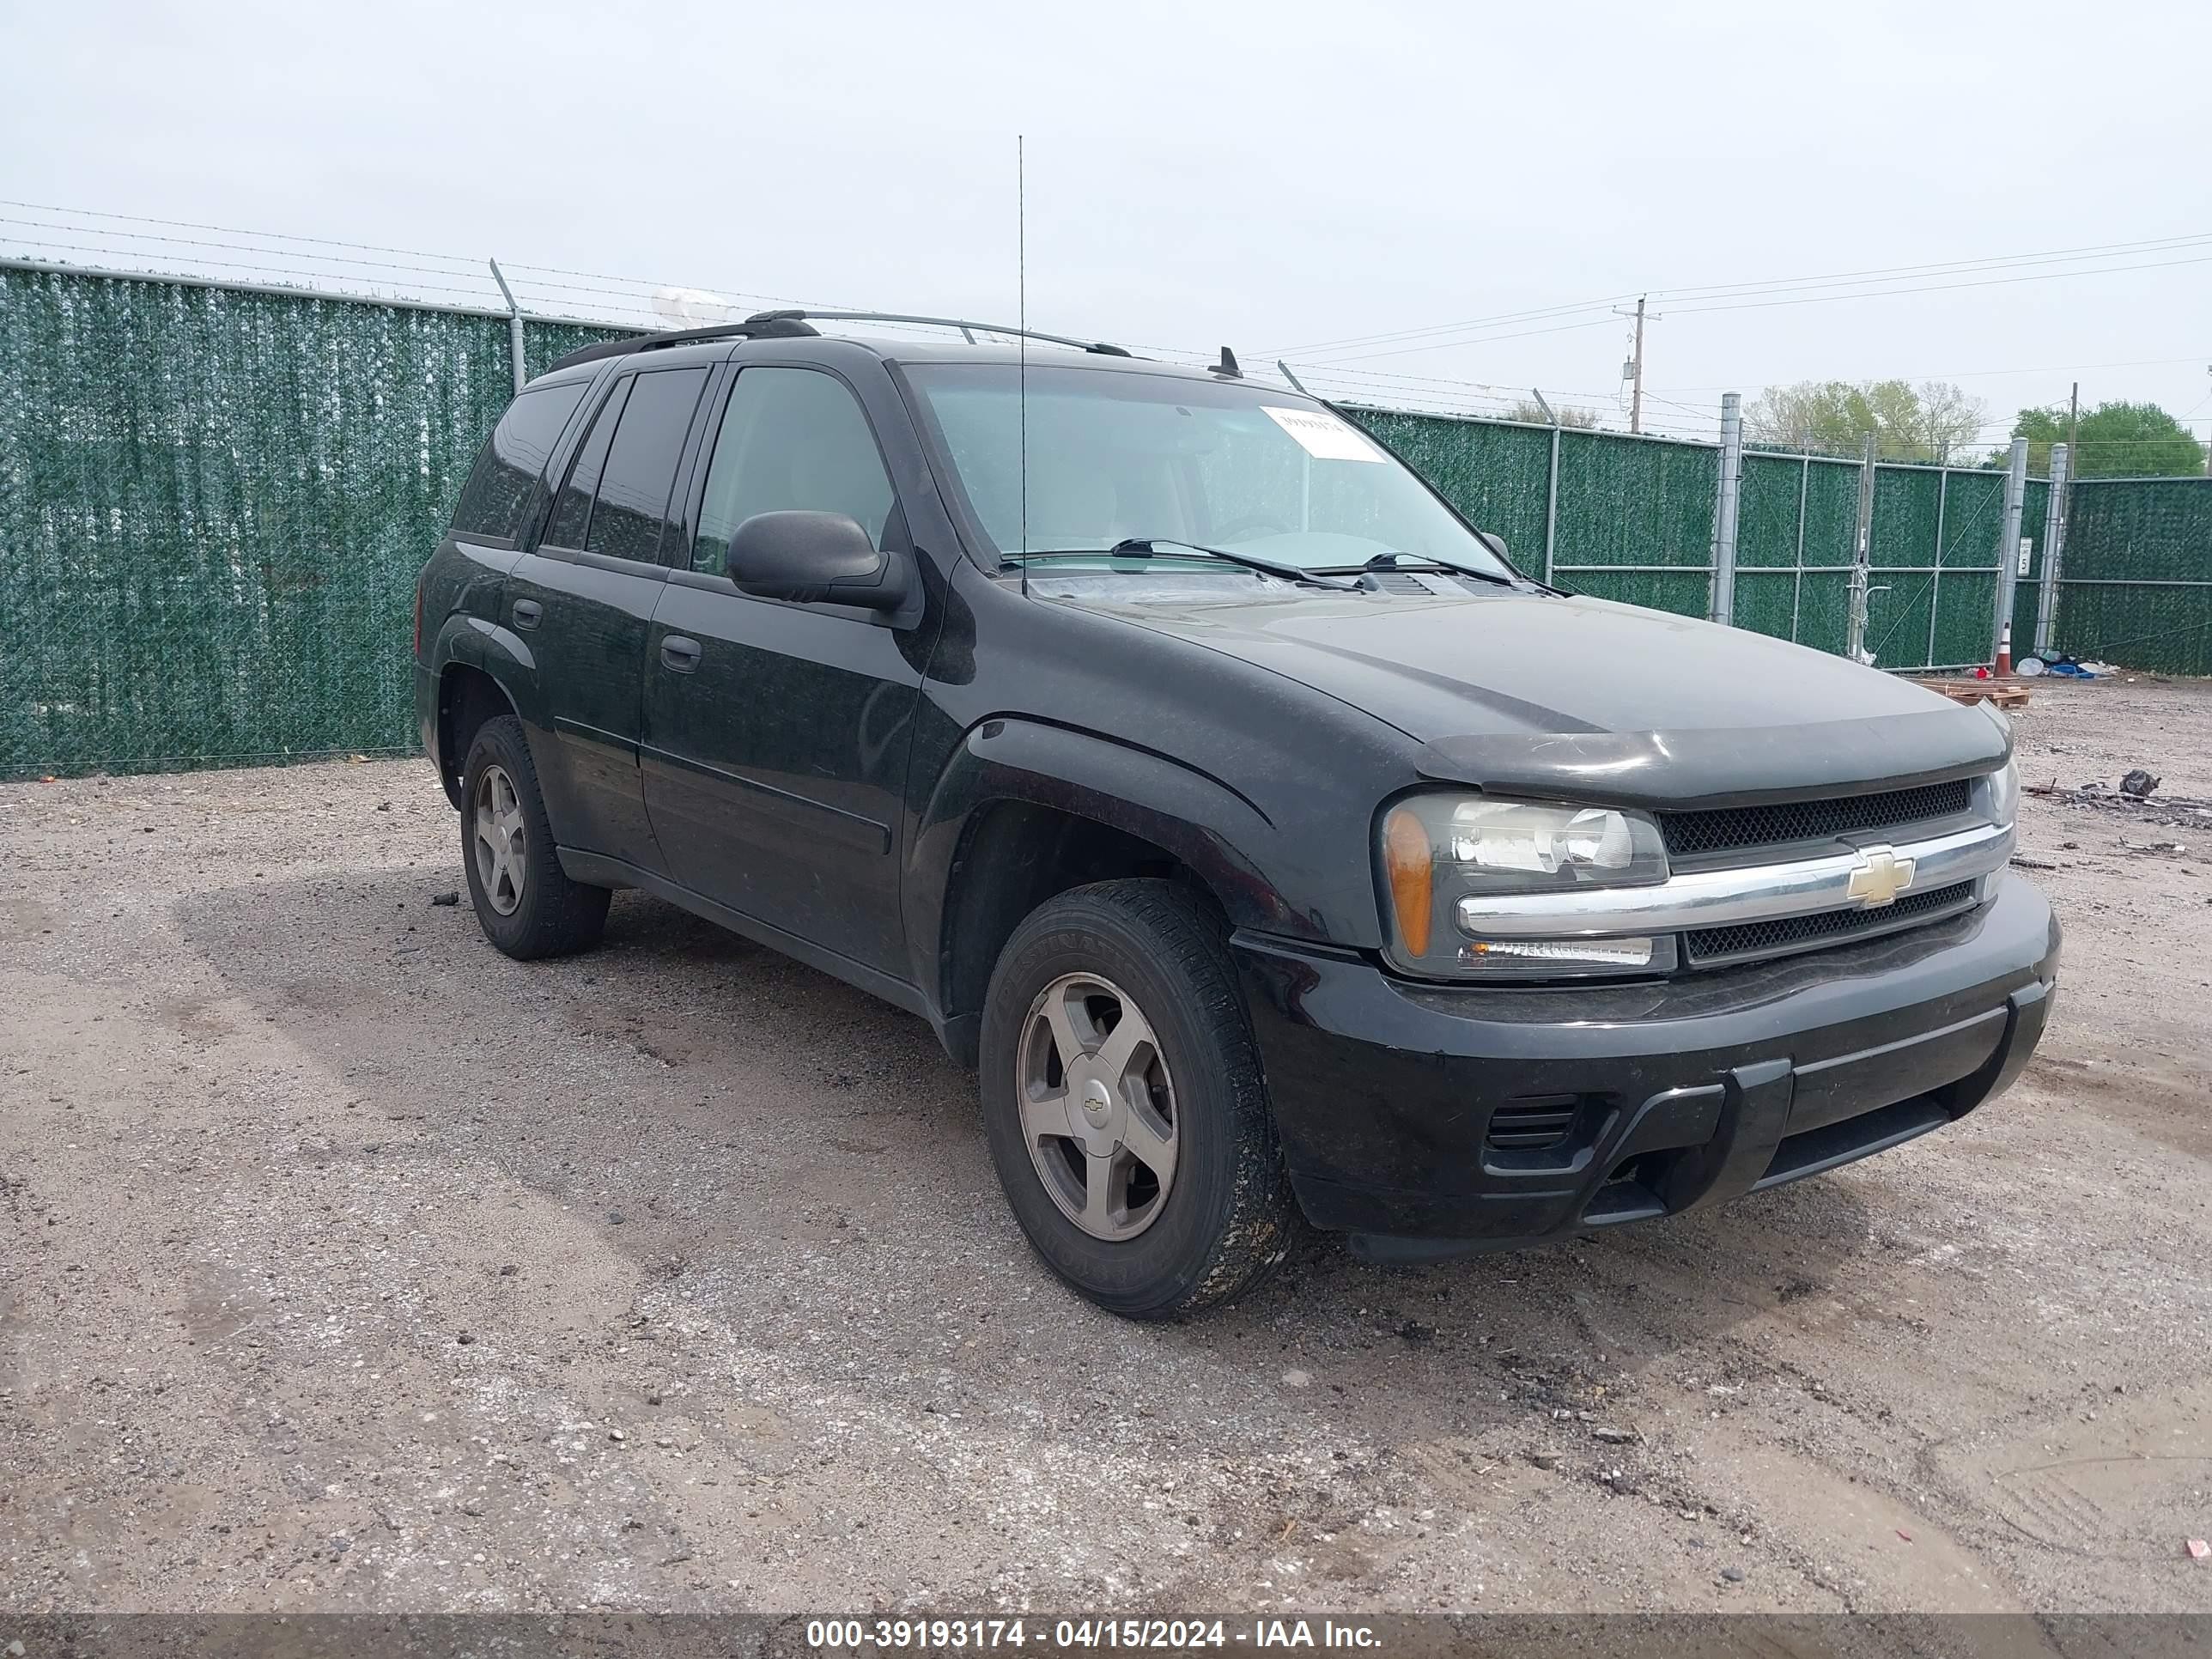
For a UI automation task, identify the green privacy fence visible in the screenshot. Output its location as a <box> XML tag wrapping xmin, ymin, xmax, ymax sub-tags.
<box><xmin>0</xmin><ymin>264</ymin><xmax>620</xmax><ymax>776</ymax></box>
<box><xmin>2045</xmin><ymin>479</ymin><xmax>2212</xmax><ymax>675</ymax></box>
<box><xmin>1353</xmin><ymin>409</ymin><xmax>2018</xmax><ymax>672</ymax></box>
<box><xmin>3</xmin><ymin>262</ymin><xmax>2207</xmax><ymax>779</ymax></box>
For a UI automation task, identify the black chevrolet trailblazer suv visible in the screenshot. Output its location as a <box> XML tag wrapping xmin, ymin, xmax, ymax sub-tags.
<box><xmin>413</xmin><ymin>310</ymin><xmax>2058</xmax><ymax>1319</ymax></box>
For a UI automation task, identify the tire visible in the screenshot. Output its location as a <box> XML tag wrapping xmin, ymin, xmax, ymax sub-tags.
<box><xmin>459</xmin><ymin>714</ymin><xmax>610</xmax><ymax>960</ymax></box>
<box><xmin>978</xmin><ymin>878</ymin><xmax>1299</xmax><ymax>1318</ymax></box>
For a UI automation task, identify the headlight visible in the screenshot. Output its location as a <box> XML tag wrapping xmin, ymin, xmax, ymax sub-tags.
<box><xmin>1379</xmin><ymin>795</ymin><xmax>1673</xmax><ymax>979</ymax></box>
<box><xmin>1985</xmin><ymin>757</ymin><xmax>2019</xmax><ymax>829</ymax></box>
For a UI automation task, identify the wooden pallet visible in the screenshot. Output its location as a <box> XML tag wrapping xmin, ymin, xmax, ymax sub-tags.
<box><xmin>1918</xmin><ymin>678</ymin><xmax>2032</xmax><ymax>709</ymax></box>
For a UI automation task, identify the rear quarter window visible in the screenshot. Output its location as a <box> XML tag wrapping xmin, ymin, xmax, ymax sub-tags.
<box><xmin>450</xmin><ymin>381</ymin><xmax>590</xmax><ymax>542</ymax></box>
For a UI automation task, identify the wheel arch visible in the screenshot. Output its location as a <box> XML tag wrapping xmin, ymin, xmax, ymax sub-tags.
<box><xmin>913</xmin><ymin>717</ymin><xmax>1306</xmax><ymax>1067</ymax></box>
<box><xmin>429</xmin><ymin>617</ymin><xmax>538</xmax><ymax>809</ymax></box>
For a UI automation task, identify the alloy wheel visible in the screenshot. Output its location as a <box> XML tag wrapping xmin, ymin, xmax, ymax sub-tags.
<box><xmin>1015</xmin><ymin>972</ymin><xmax>1179</xmax><ymax>1240</ymax></box>
<box><xmin>472</xmin><ymin>763</ymin><xmax>527</xmax><ymax>916</ymax></box>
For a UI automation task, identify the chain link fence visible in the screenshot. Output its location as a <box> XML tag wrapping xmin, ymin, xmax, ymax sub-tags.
<box><xmin>0</xmin><ymin>264</ymin><xmax>617</xmax><ymax>776</ymax></box>
<box><xmin>3</xmin><ymin>263</ymin><xmax>2205</xmax><ymax>779</ymax></box>
<box><xmin>2047</xmin><ymin>478</ymin><xmax>2212</xmax><ymax>675</ymax></box>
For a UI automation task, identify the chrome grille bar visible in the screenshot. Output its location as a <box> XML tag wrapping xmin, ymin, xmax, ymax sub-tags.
<box><xmin>1455</xmin><ymin>821</ymin><xmax>2013</xmax><ymax>940</ymax></box>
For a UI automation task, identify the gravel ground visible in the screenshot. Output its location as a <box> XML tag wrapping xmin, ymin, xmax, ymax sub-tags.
<box><xmin>3</xmin><ymin>675</ymin><xmax>2209</xmax><ymax>1618</ymax></box>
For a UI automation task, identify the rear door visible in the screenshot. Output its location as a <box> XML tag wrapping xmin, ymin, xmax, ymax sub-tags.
<box><xmin>641</xmin><ymin>363</ymin><xmax>926</xmax><ymax>978</ymax></box>
<box><xmin>510</xmin><ymin>362</ymin><xmax>712</xmax><ymax>872</ymax></box>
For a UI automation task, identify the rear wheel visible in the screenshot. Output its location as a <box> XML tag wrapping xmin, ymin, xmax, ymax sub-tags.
<box><xmin>459</xmin><ymin>715</ymin><xmax>609</xmax><ymax>959</ymax></box>
<box><xmin>979</xmin><ymin>879</ymin><xmax>1298</xmax><ymax>1318</ymax></box>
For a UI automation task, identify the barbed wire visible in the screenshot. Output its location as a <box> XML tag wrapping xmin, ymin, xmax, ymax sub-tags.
<box><xmin>6</xmin><ymin>203</ymin><xmax>2205</xmax><ymax>463</ymax></box>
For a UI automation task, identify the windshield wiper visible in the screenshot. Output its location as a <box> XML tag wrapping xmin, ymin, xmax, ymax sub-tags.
<box><xmin>1338</xmin><ymin>550</ymin><xmax>1519</xmax><ymax>588</ymax></box>
<box><xmin>1098</xmin><ymin>538</ymin><xmax>1361</xmax><ymax>591</ymax></box>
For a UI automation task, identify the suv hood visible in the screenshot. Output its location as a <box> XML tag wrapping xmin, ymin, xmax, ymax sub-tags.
<box><xmin>1048</xmin><ymin>580</ymin><xmax>2009</xmax><ymax>808</ymax></box>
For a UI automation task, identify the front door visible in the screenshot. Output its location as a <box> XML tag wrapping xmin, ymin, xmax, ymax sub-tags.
<box><xmin>511</xmin><ymin>362</ymin><xmax>711</xmax><ymax>872</ymax></box>
<box><xmin>641</xmin><ymin>364</ymin><xmax>927</xmax><ymax>979</ymax></box>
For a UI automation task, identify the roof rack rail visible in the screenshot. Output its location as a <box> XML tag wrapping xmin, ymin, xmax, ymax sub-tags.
<box><xmin>757</xmin><ymin>310</ymin><xmax>1134</xmax><ymax>356</ymax></box>
<box><xmin>544</xmin><ymin>313</ymin><xmax>821</xmax><ymax>374</ymax></box>
<box><xmin>541</xmin><ymin>308</ymin><xmax>1136</xmax><ymax>379</ymax></box>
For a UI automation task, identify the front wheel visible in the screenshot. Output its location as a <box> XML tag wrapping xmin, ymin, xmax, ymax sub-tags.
<box><xmin>978</xmin><ymin>879</ymin><xmax>1298</xmax><ymax>1318</ymax></box>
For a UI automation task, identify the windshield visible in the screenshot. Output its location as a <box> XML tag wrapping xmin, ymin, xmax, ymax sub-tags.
<box><xmin>906</xmin><ymin>364</ymin><xmax>1515</xmax><ymax>577</ymax></box>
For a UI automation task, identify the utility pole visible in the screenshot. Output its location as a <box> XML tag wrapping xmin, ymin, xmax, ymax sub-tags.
<box><xmin>1613</xmin><ymin>295</ymin><xmax>1657</xmax><ymax>434</ymax></box>
<box><xmin>1631</xmin><ymin>296</ymin><xmax>1646</xmax><ymax>435</ymax></box>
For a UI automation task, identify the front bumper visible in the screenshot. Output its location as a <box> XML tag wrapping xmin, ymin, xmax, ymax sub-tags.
<box><xmin>1234</xmin><ymin>877</ymin><xmax>2059</xmax><ymax>1261</ymax></box>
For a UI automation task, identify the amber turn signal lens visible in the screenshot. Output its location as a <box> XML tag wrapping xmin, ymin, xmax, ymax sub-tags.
<box><xmin>1382</xmin><ymin>806</ymin><xmax>1434</xmax><ymax>957</ymax></box>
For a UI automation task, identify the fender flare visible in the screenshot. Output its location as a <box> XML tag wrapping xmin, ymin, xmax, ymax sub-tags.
<box><xmin>428</xmin><ymin>616</ymin><xmax>538</xmax><ymax>805</ymax></box>
<box><xmin>904</xmin><ymin>715</ymin><xmax>1317</xmax><ymax>1023</ymax></box>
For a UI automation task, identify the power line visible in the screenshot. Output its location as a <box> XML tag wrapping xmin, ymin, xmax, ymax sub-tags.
<box><xmin>1306</xmin><ymin>251</ymin><xmax>2212</xmax><ymax>366</ymax></box>
<box><xmin>1651</xmin><ymin>352</ymin><xmax>2212</xmax><ymax>393</ymax></box>
<box><xmin>1267</xmin><ymin>228</ymin><xmax>2212</xmax><ymax>359</ymax></box>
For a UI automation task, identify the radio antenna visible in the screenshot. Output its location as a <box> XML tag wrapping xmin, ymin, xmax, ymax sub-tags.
<box><xmin>1018</xmin><ymin>134</ymin><xmax>1029</xmax><ymax>598</ymax></box>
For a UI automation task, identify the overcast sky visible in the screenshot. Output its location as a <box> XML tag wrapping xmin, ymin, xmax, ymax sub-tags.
<box><xmin>5</xmin><ymin>0</ymin><xmax>2209</xmax><ymax>446</ymax></box>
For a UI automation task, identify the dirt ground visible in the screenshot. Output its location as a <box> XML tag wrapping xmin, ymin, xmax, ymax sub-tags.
<box><xmin>3</xmin><ymin>675</ymin><xmax>2209</xmax><ymax>1620</ymax></box>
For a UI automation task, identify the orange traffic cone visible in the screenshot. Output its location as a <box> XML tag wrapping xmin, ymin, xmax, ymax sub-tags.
<box><xmin>1996</xmin><ymin>622</ymin><xmax>2013</xmax><ymax>678</ymax></box>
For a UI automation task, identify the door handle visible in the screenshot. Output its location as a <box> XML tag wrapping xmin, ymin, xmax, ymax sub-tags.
<box><xmin>512</xmin><ymin>599</ymin><xmax>543</xmax><ymax>629</ymax></box>
<box><xmin>659</xmin><ymin>635</ymin><xmax>702</xmax><ymax>673</ymax></box>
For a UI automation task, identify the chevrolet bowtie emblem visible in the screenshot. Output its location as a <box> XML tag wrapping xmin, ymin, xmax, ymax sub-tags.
<box><xmin>1845</xmin><ymin>845</ymin><xmax>1917</xmax><ymax>908</ymax></box>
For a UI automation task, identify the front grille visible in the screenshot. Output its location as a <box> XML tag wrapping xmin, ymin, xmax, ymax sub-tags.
<box><xmin>1486</xmin><ymin>1095</ymin><xmax>1580</xmax><ymax>1151</ymax></box>
<box><xmin>1684</xmin><ymin>881</ymin><xmax>1977</xmax><ymax>965</ymax></box>
<box><xmin>1660</xmin><ymin>779</ymin><xmax>1972</xmax><ymax>860</ymax></box>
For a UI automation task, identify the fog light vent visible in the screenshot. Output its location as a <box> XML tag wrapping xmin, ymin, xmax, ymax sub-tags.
<box><xmin>1486</xmin><ymin>1094</ymin><xmax>1580</xmax><ymax>1151</ymax></box>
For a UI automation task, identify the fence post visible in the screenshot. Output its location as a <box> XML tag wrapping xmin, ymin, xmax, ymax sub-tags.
<box><xmin>1845</xmin><ymin>433</ymin><xmax>1877</xmax><ymax>660</ymax></box>
<box><xmin>1924</xmin><ymin>467</ymin><xmax>1949</xmax><ymax>668</ymax></box>
<box><xmin>2035</xmin><ymin>441</ymin><xmax>2069</xmax><ymax>656</ymax></box>
<box><xmin>1993</xmin><ymin>436</ymin><xmax>2028</xmax><ymax>663</ymax></box>
<box><xmin>1529</xmin><ymin>388</ymin><xmax>1562</xmax><ymax>585</ymax></box>
<box><xmin>1790</xmin><ymin>453</ymin><xmax>1809</xmax><ymax>644</ymax></box>
<box><xmin>1543</xmin><ymin>411</ymin><xmax>1562</xmax><ymax>587</ymax></box>
<box><xmin>488</xmin><ymin>258</ymin><xmax>526</xmax><ymax>394</ymax></box>
<box><xmin>1710</xmin><ymin>392</ymin><xmax>1742</xmax><ymax>626</ymax></box>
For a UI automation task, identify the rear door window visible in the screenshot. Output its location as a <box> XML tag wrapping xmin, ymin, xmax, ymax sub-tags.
<box><xmin>535</xmin><ymin>369</ymin><xmax>708</xmax><ymax>562</ymax></box>
<box><xmin>543</xmin><ymin>380</ymin><xmax>629</xmax><ymax>550</ymax></box>
<box><xmin>588</xmin><ymin>368</ymin><xmax>711</xmax><ymax>562</ymax></box>
<box><xmin>541</xmin><ymin>366</ymin><xmax>710</xmax><ymax>561</ymax></box>
<box><xmin>450</xmin><ymin>380</ymin><xmax>588</xmax><ymax>542</ymax></box>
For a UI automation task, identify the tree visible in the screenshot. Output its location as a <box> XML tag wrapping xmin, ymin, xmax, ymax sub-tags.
<box><xmin>1744</xmin><ymin>379</ymin><xmax>1988</xmax><ymax>462</ymax></box>
<box><xmin>1997</xmin><ymin>401</ymin><xmax>2206</xmax><ymax>478</ymax></box>
<box><xmin>1504</xmin><ymin>400</ymin><xmax>1600</xmax><ymax>428</ymax></box>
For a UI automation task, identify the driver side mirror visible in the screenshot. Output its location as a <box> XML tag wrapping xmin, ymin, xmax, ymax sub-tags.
<box><xmin>1475</xmin><ymin>530</ymin><xmax>1510</xmax><ymax>563</ymax></box>
<box><xmin>724</xmin><ymin>511</ymin><xmax>913</xmax><ymax>612</ymax></box>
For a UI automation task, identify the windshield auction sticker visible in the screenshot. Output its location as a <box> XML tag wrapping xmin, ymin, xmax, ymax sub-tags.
<box><xmin>1262</xmin><ymin>404</ymin><xmax>1387</xmax><ymax>461</ymax></box>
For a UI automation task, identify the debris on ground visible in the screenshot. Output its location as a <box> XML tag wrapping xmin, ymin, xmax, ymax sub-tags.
<box><xmin>2119</xmin><ymin>838</ymin><xmax>2189</xmax><ymax>858</ymax></box>
<box><xmin>2190</xmin><ymin>1539</ymin><xmax>2210</xmax><ymax>1561</ymax></box>
<box><xmin>1923</xmin><ymin>678</ymin><xmax>2030</xmax><ymax>710</ymax></box>
<box><xmin>2026</xmin><ymin>780</ymin><xmax>2212</xmax><ymax>834</ymax></box>
<box><xmin>2008</xmin><ymin>855</ymin><xmax>2061</xmax><ymax>872</ymax></box>
<box><xmin>430</xmin><ymin>890</ymin><xmax>460</xmax><ymax>906</ymax></box>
